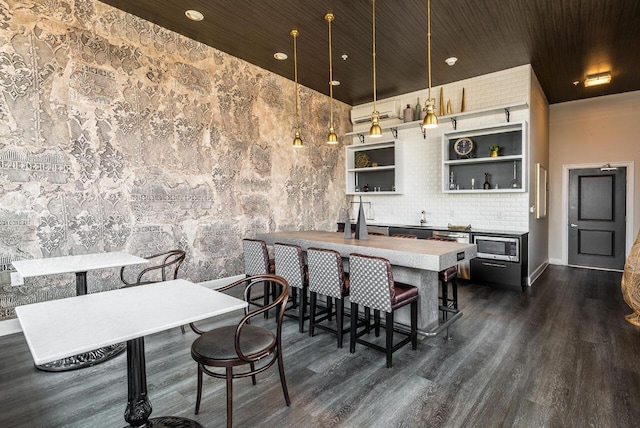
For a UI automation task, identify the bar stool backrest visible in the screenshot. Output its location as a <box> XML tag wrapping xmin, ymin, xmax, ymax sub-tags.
<box><xmin>349</xmin><ymin>253</ymin><xmax>395</xmax><ymax>313</ymax></box>
<box><xmin>307</xmin><ymin>247</ymin><xmax>347</xmax><ymax>299</ymax></box>
<box><xmin>274</xmin><ymin>243</ymin><xmax>305</xmax><ymax>289</ymax></box>
<box><xmin>243</xmin><ymin>239</ymin><xmax>270</xmax><ymax>276</ymax></box>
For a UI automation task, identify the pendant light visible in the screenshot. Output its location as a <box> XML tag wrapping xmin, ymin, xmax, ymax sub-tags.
<box><xmin>422</xmin><ymin>0</ymin><xmax>438</xmax><ymax>130</ymax></box>
<box><xmin>326</xmin><ymin>13</ymin><xmax>338</xmax><ymax>144</ymax></box>
<box><xmin>291</xmin><ymin>29</ymin><xmax>304</xmax><ymax>148</ymax></box>
<box><xmin>369</xmin><ymin>0</ymin><xmax>382</xmax><ymax>138</ymax></box>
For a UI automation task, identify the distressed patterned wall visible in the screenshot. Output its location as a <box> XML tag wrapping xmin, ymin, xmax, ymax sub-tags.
<box><xmin>0</xmin><ymin>0</ymin><xmax>350</xmax><ymax>320</ymax></box>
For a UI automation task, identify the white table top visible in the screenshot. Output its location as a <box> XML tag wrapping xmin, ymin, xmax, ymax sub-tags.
<box><xmin>12</xmin><ymin>251</ymin><xmax>148</xmax><ymax>278</ymax></box>
<box><xmin>16</xmin><ymin>279</ymin><xmax>247</xmax><ymax>365</ymax></box>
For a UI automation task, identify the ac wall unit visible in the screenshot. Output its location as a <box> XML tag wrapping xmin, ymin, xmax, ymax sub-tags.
<box><xmin>350</xmin><ymin>100</ymin><xmax>400</xmax><ymax>124</ymax></box>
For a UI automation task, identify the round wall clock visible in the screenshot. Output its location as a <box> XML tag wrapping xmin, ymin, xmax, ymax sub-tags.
<box><xmin>453</xmin><ymin>137</ymin><xmax>474</xmax><ymax>157</ymax></box>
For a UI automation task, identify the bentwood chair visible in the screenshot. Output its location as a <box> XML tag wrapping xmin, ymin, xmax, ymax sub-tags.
<box><xmin>120</xmin><ymin>249</ymin><xmax>185</xmax><ymax>287</ymax></box>
<box><xmin>190</xmin><ymin>274</ymin><xmax>290</xmax><ymax>428</ymax></box>
<box><xmin>274</xmin><ymin>243</ymin><xmax>309</xmax><ymax>332</ymax></box>
<box><xmin>306</xmin><ymin>247</ymin><xmax>350</xmax><ymax>347</ymax></box>
<box><xmin>242</xmin><ymin>239</ymin><xmax>276</xmax><ymax>318</ymax></box>
<box><xmin>348</xmin><ymin>253</ymin><xmax>419</xmax><ymax>368</ymax></box>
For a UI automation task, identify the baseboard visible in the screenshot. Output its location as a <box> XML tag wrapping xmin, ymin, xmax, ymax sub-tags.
<box><xmin>0</xmin><ymin>274</ymin><xmax>248</xmax><ymax>338</ymax></box>
<box><xmin>528</xmin><ymin>261</ymin><xmax>549</xmax><ymax>285</ymax></box>
<box><xmin>549</xmin><ymin>258</ymin><xmax>564</xmax><ymax>265</ymax></box>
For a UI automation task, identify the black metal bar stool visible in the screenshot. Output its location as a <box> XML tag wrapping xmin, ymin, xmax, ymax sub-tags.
<box><xmin>274</xmin><ymin>243</ymin><xmax>309</xmax><ymax>333</ymax></box>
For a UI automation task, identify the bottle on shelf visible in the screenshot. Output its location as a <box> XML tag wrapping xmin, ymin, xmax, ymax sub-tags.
<box><xmin>510</xmin><ymin>161</ymin><xmax>519</xmax><ymax>188</ymax></box>
<box><xmin>449</xmin><ymin>170</ymin><xmax>456</xmax><ymax>190</ymax></box>
<box><xmin>483</xmin><ymin>173</ymin><xmax>491</xmax><ymax>190</ymax></box>
<box><xmin>363</xmin><ymin>183</ymin><xmax>369</xmax><ymax>192</ymax></box>
<box><xmin>414</xmin><ymin>98</ymin><xmax>421</xmax><ymax>121</ymax></box>
<box><xmin>403</xmin><ymin>104</ymin><xmax>413</xmax><ymax>123</ymax></box>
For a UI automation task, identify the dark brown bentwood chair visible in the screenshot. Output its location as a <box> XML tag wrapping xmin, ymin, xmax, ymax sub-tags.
<box><xmin>120</xmin><ymin>249</ymin><xmax>186</xmax><ymax>287</ymax></box>
<box><xmin>307</xmin><ymin>247</ymin><xmax>351</xmax><ymax>347</ymax></box>
<box><xmin>274</xmin><ymin>243</ymin><xmax>309</xmax><ymax>332</ymax></box>
<box><xmin>348</xmin><ymin>253</ymin><xmax>419</xmax><ymax>368</ymax></box>
<box><xmin>190</xmin><ymin>274</ymin><xmax>290</xmax><ymax>428</ymax></box>
<box><xmin>242</xmin><ymin>239</ymin><xmax>276</xmax><ymax>318</ymax></box>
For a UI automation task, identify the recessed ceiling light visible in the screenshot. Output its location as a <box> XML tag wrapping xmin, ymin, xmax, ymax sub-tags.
<box><xmin>445</xmin><ymin>57</ymin><xmax>458</xmax><ymax>66</ymax></box>
<box><xmin>572</xmin><ymin>80</ymin><xmax>580</xmax><ymax>86</ymax></box>
<box><xmin>584</xmin><ymin>71</ymin><xmax>611</xmax><ymax>87</ymax></box>
<box><xmin>274</xmin><ymin>52</ymin><xmax>288</xmax><ymax>60</ymax></box>
<box><xmin>330</xmin><ymin>80</ymin><xmax>340</xmax><ymax>86</ymax></box>
<box><xmin>185</xmin><ymin>10</ymin><xmax>204</xmax><ymax>21</ymax></box>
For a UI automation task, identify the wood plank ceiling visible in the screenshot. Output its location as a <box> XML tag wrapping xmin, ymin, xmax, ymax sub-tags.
<box><xmin>98</xmin><ymin>0</ymin><xmax>640</xmax><ymax>106</ymax></box>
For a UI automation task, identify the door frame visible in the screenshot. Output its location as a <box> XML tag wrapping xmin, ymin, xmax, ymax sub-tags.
<box><xmin>561</xmin><ymin>161</ymin><xmax>634</xmax><ymax>267</ymax></box>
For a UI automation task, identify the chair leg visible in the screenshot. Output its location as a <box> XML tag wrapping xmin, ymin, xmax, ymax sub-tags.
<box><xmin>411</xmin><ymin>300</ymin><xmax>418</xmax><ymax>350</ymax></box>
<box><xmin>298</xmin><ymin>286</ymin><xmax>306</xmax><ymax>333</ymax></box>
<box><xmin>309</xmin><ymin>292</ymin><xmax>316</xmax><ymax>337</ymax></box>
<box><xmin>374</xmin><ymin>310</ymin><xmax>381</xmax><ymax>337</ymax></box>
<box><xmin>327</xmin><ymin>296</ymin><xmax>333</xmax><ymax>321</ymax></box>
<box><xmin>386</xmin><ymin>312</ymin><xmax>394</xmax><ymax>368</ymax></box>
<box><xmin>250</xmin><ymin>362</ymin><xmax>257</xmax><ymax>385</ymax></box>
<box><xmin>337</xmin><ymin>298</ymin><xmax>344</xmax><ymax>348</ymax></box>
<box><xmin>276</xmin><ymin>348</ymin><xmax>291</xmax><ymax>406</ymax></box>
<box><xmin>350</xmin><ymin>302</ymin><xmax>358</xmax><ymax>353</ymax></box>
<box><xmin>195</xmin><ymin>363</ymin><xmax>203</xmax><ymax>415</ymax></box>
<box><xmin>292</xmin><ymin>287</ymin><xmax>298</xmax><ymax>309</ymax></box>
<box><xmin>452</xmin><ymin>277</ymin><xmax>459</xmax><ymax>310</ymax></box>
<box><xmin>441</xmin><ymin>277</ymin><xmax>448</xmax><ymax>321</ymax></box>
<box><xmin>226</xmin><ymin>367</ymin><xmax>233</xmax><ymax>428</ymax></box>
<box><xmin>263</xmin><ymin>282</ymin><xmax>270</xmax><ymax>319</ymax></box>
<box><xmin>180</xmin><ymin>325</ymin><xmax>186</xmax><ymax>334</ymax></box>
<box><xmin>364</xmin><ymin>307</ymin><xmax>371</xmax><ymax>333</ymax></box>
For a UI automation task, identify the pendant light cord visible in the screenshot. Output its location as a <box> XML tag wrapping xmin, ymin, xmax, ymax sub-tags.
<box><xmin>327</xmin><ymin>14</ymin><xmax>334</xmax><ymax>129</ymax></box>
<box><xmin>292</xmin><ymin>29</ymin><xmax>300</xmax><ymax>132</ymax></box>
<box><xmin>372</xmin><ymin>0</ymin><xmax>377</xmax><ymax>113</ymax></box>
<box><xmin>427</xmin><ymin>0</ymin><xmax>432</xmax><ymax>102</ymax></box>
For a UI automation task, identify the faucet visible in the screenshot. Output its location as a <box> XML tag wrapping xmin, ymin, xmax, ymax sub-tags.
<box><xmin>420</xmin><ymin>211</ymin><xmax>426</xmax><ymax>225</ymax></box>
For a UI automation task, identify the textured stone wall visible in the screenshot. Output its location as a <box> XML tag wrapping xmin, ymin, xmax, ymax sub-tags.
<box><xmin>0</xmin><ymin>0</ymin><xmax>350</xmax><ymax>320</ymax></box>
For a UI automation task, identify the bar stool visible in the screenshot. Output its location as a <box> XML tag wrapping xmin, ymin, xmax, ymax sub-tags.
<box><xmin>390</xmin><ymin>234</ymin><xmax>417</xmax><ymax>239</ymax></box>
<box><xmin>438</xmin><ymin>265</ymin><xmax>459</xmax><ymax>322</ymax></box>
<box><xmin>306</xmin><ymin>247</ymin><xmax>350</xmax><ymax>348</ymax></box>
<box><xmin>348</xmin><ymin>253</ymin><xmax>419</xmax><ymax>368</ymax></box>
<box><xmin>242</xmin><ymin>239</ymin><xmax>275</xmax><ymax>318</ymax></box>
<box><xmin>274</xmin><ymin>243</ymin><xmax>309</xmax><ymax>333</ymax></box>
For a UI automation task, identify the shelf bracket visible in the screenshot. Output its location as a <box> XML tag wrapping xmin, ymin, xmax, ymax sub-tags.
<box><xmin>450</xmin><ymin>117</ymin><xmax>458</xmax><ymax>130</ymax></box>
<box><xmin>504</xmin><ymin>108</ymin><xmax>511</xmax><ymax>122</ymax></box>
<box><xmin>357</xmin><ymin>133</ymin><xmax>365</xmax><ymax>144</ymax></box>
<box><xmin>390</xmin><ymin>127</ymin><xmax>398</xmax><ymax>139</ymax></box>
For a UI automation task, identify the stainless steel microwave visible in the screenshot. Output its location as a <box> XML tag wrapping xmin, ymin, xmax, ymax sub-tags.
<box><xmin>473</xmin><ymin>235</ymin><xmax>519</xmax><ymax>262</ymax></box>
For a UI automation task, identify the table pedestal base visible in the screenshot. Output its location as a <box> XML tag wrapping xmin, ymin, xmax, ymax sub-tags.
<box><xmin>36</xmin><ymin>343</ymin><xmax>126</xmax><ymax>372</ymax></box>
<box><xmin>124</xmin><ymin>416</ymin><xmax>203</xmax><ymax>428</ymax></box>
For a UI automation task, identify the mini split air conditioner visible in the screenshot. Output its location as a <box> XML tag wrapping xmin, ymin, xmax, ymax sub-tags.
<box><xmin>350</xmin><ymin>100</ymin><xmax>400</xmax><ymax>124</ymax></box>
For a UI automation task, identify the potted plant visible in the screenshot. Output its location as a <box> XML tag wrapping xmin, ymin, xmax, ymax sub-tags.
<box><xmin>489</xmin><ymin>144</ymin><xmax>501</xmax><ymax>157</ymax></box>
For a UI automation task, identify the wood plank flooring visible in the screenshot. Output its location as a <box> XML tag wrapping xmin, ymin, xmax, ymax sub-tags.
<box><xmin>1</xmin><ymin>265</ymin><xmax>639</xmax><ymax>427</ymax></box>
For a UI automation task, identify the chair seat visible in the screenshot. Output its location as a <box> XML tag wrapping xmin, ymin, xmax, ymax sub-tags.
<box><xmin>391</xmin><ymin>282</ymin><xmax>419</xmax><ymax>309</ymax></box>
<box><xmin>192</xmin><ymin>325</ymin><xmax>276</xmax><ymax>365</ymax></box>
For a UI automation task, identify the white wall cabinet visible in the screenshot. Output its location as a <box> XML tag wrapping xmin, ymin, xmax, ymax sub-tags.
<box><xmin>345</xmin><ymin>139</ymin><xmax>403</xmax><ymax>195</ymax></box>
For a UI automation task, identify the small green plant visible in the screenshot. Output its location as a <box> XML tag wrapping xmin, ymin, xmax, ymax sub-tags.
<box><xmin>489</xmin><ymin>144</ymin><xmax>501</xmax><ymax>152</ymax></box>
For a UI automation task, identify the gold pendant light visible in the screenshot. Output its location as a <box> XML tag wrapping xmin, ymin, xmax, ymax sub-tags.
<box><xmin>369</xmin><ymin>0</ymin><xmax>382</xmax><ymax>138</ymax></box>
<box><xmin>291</xmin><ymin>29</ymin><xmax>304</xmax><ymax>148</ymax></box>
<box><xmin>326</xmin><ymin>13</ymin><xmax>338</xmax><ymax>144</ymax></box>
<box><xmin>422</xmin><ymin>0</ymin><xmax>438</xmax><ymax>130</ymax></box>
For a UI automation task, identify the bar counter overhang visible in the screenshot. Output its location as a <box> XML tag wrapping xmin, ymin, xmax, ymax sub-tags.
<box><xmin>257</xmin><ymin>231</ymin><xmax>477</xmax><ymax>334</ymax></box>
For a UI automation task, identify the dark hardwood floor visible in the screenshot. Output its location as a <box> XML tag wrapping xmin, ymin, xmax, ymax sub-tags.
<box><xmin>1</xmin><ymin>265</ymin><xmax>639</xmax><ymax>427</ymax></box>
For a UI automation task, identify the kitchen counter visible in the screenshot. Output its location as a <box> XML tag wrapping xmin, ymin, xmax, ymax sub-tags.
<box><xmin>339</xmin><ymin>222</ymin><xmax>528</xmax><ymax>238</ymax></box>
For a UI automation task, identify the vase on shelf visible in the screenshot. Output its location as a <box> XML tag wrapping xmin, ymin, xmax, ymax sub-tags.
<box><xmin>439</xmin><ymin>88</ymin><xmax>445</xmax><ymax>116</ymax></box>
<box><xmin>403</xmin><ymin>104</ymin><xmax>413</xmax><ymax>123</ymax></box>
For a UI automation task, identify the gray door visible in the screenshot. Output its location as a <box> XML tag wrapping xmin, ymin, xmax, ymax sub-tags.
<box><xmin>568</xmin><ymin>167</ymin><xmax>626</xmax><ymax>270</ymax></box>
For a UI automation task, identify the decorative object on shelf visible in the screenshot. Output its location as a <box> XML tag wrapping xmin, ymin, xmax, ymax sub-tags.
<box><xmin>325</xmin><ymin>13</ymin><xmax>338</xmax><ymax>144</ymax></box>
<box><xmin>371</xmin><ymin>162</ymin><xmax>378</xmax><ymax>167</ymax></box>
<box><xmin>355</xmin><ymin>153</ymin><xmax>370</xmax><ymax>168</ymax></box>
<box><xmin>403</xmin><ymin>104</ymin><xmax>414</xmax><ymax>123</ymax></box>
<box><xmin>414</xmin><ymin>98</ymin><xmax>421</xmax><ymax>121</ymax></box>
<box><xmin>510</xmin><ymin>161</ymin><xmax>519</xmax><ymax>188</ymax></box>
<box><xmin>439</xmin><ymin>88</ymin><xmax>445</xmax><ymax>116</ymax></box>
<box><xmin>363</xmin><ymin>183</ymin><xmax>369</xmax><ymax>192</ymax></box>
<box><xmin>447</xmin><ymin>223</ymin><xmax>472</xmax><ymax>231</ymax></box>
<box><xmin>471</xmin><ymin>178</ymin><xmax>475</xmax><ymax>190</ymax></box>
<box><xmin>355</xmin><ymin>196</ymin><xmax>369</xmax><ymax>240</ymax></box>
<box><xmin>290</xmin><ymin>29</ymin><xmax>303</xmax><ymax>148</ymax></box>
<box><xmin>461</xmin><ymin>87</ymin><xmax>466</xmax><ymax>112</ymax></box>
<box><xmin>453</xmin><ymin>137</ymin><xmax>474</xmax><ymax>158</ymax></box>
<box><xmin>449</xmin><ymin>170</ymin><xmax>456</xmax><ymax>190</ymax></box>
<box><xmin>622</xmin><ymin>231</ymin><xmax>640</xmax><ymax>326</ymax></box>
<box><xmin>447</xmin><ymin>99</ymin><xmax>452</xmax><ymax>114</ymax></box>
<box><xmin>421</xmin><ymin>0</ymin><xmax>438</xmax><ymax>130</ymax></box>
<box><xmin>483</xmin><ymin>173</ymin><xmax>491</xmax><ymax>189</ymax></box>
<box><xmin>489</xmin><ymin>144</ymin><xmax>501</xmax><ymax>157</ymax></box>
<box><xmin>369</xmin><ymin>0</ymin><xmax>382</xmax><ymax>138</ymax></box>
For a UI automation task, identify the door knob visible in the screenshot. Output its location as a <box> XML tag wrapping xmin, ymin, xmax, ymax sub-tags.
<box><xmin>570</xmin><ymin>223</ymin><xmax>579</xmax><ymax>228</ymax></box>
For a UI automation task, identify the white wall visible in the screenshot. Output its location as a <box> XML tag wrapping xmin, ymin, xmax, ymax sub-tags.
<box><xmin>349</xmin><ymin>65</ymin><xmax>532</xmax><ymax>232</ymax></box>
<box><xmin>548</xmin><ymin>91</ymin><xmax>640</xmax><ymax>263</ymax></box>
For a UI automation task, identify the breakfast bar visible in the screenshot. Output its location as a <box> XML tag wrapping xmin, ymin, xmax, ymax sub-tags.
<box><xmin>257</xmin><ymin>230</ymin><xmax>477</xmax><ymax>333</ymax></box>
